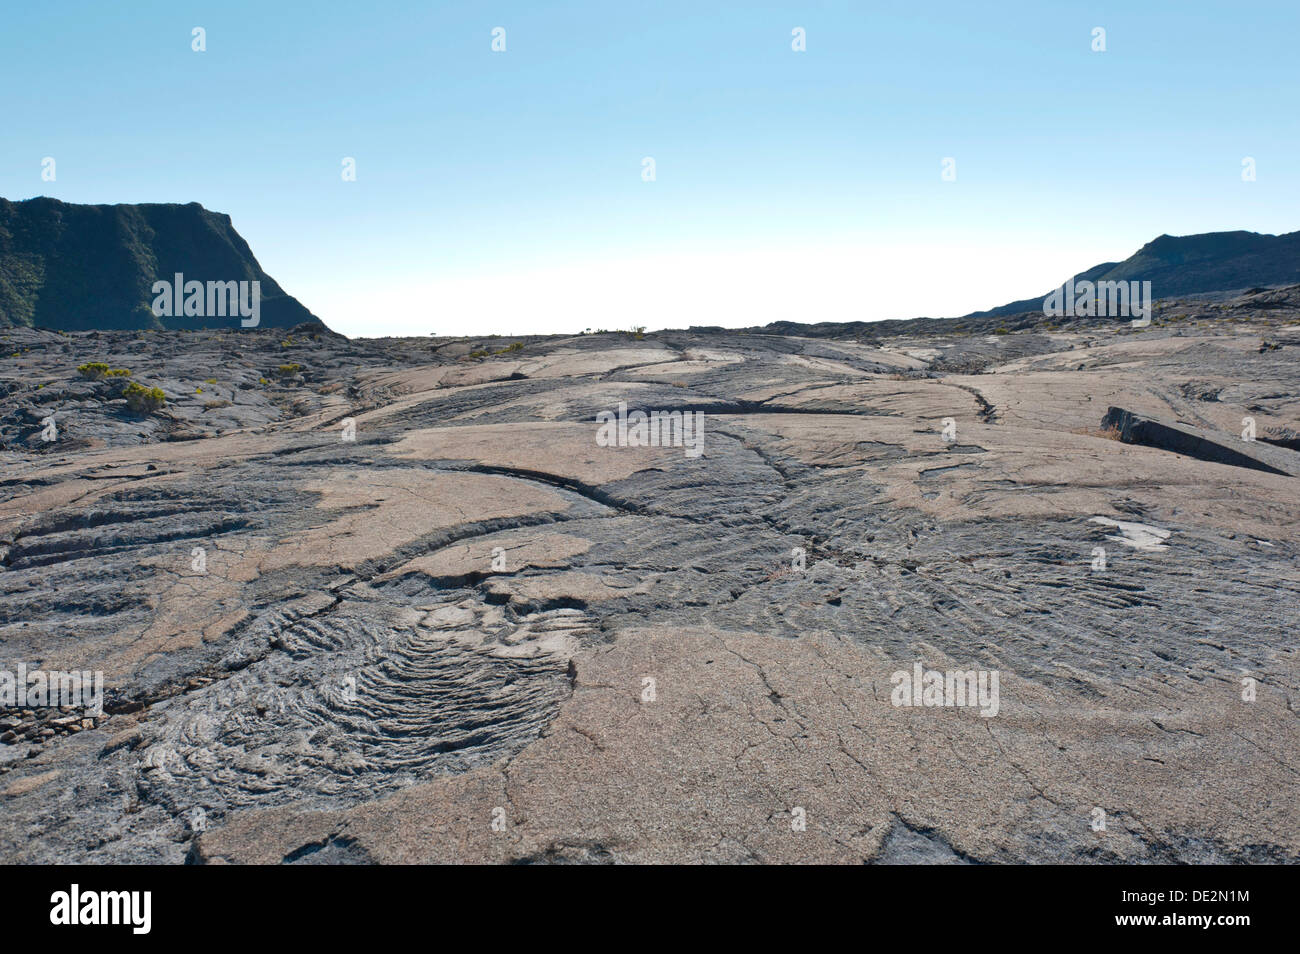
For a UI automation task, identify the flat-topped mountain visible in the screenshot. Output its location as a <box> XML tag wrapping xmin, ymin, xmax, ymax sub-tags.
<box><xmin>0</xmin><ymin>197</ymin><xmax>323</xmax><ymax>331</ymax></box>
<box><xmin>968</xmin><ymin>228</ymin><xmax>1300</xmax><ymax>318</ymax></box>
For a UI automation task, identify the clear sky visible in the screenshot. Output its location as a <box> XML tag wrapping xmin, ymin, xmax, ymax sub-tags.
<box><xmin>3</xmin><ymin>1</ymin><xmax>1296</xmax><ymax>337</ymax></box>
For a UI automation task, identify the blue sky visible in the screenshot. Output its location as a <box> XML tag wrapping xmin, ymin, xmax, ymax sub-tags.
<box><xmin>2</xmin><ymin>1</ymin><xmax>1296</xmax><ymax>336</ymax></box>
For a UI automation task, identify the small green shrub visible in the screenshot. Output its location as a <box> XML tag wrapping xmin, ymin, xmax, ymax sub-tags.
<box><xmin>124</xmin><ymin>382</ymin><xmax>166</xmax><ymax>413</ymax></box>
<box><xmin>77</xmin><ymin>362</ymin><xmax>111</xmax><ymax>380</ymax></box>
<box><xmin>78</xmin><ymin>363</ymin><xmax>132</xmax><ymax>380</ymax></box>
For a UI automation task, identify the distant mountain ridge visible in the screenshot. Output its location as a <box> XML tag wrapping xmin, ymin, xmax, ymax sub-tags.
<box><xmin>968</xmin><ymin>229</ymin><xmax>1300</xmax><ymax>318</ymax></box>
<box><xmin>0</xmin><ymin>197</ymin><xmax>323</xmax><ymax>331</ymax></box>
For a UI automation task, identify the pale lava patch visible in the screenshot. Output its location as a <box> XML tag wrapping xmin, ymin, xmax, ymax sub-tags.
<box><xmin>1089</xmin><ymin>516</ymin><xmax>1173</xmax><ymax>551</ymax></box>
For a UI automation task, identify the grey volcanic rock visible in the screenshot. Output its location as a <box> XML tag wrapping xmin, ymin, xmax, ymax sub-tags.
<box><xmin>1102</xmin><ymin>406</ymin><xmax>1300</xmax><ymax>477</ymax></box>
<box><xmin>0</xmin><ymin>197</ymin><xmax>323</xmax><ymax>331</ymax></box>
<box><xmin>0</xmin><ymin>295</ymin><xmax>1297</xmax><ymax>864</ymax></box>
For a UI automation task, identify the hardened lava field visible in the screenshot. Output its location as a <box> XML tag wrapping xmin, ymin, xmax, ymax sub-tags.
<box><xmin>2</xmin><ymin>293</ymin><xmax>1298</xmax><ymax>863</ymax></box>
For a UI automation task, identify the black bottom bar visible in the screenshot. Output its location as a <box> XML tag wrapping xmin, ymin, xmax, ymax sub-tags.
<box><xmin>0</xmin><ymin>863</ymin><xmax>1278</xmax><ymax>942</ymax></box>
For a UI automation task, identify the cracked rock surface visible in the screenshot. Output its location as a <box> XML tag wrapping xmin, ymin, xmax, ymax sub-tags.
<box><xmin>1</xmin><ymin>294</ymin><xmax>1298</xmax><ymax>863</ymax></box>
